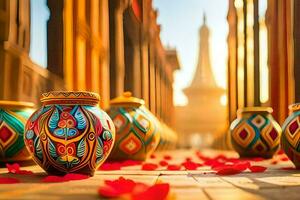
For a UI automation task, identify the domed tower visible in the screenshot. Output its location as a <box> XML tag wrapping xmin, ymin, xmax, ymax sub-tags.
<box><xmin>175</xmin><ymin>14</ymin><xmax>227</xmax><ymax>148</ymax></box>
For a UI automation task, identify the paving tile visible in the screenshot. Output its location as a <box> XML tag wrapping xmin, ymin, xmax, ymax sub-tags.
<box><xmin>204</xmin><ymin>188</ymin><xmax>265</xmax><ymax>200</ymax></box>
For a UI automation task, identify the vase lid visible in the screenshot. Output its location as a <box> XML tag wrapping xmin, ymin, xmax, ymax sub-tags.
<box><xmin>289</xmin><ymin>103</ymin><xmax>300</xmax><ymax>112</ymax></box>
<box><xmin>0</xmin><ymin>100</ymin><xmax>34</xmax><ymax>109</ymax></box>
<box><xmin>40</xmin><ymin>91</ymin><xmax>100</xmax><ymax>105</ymax></box>
<box><xmin>110</xmin><ymin>92</ymin><xmax>145</xmax><ymax>107</ymax></box>
<box><xmin>237</xmin><ymin>107</ymin><xmax>273</xmax><ymax>115</ymax></box>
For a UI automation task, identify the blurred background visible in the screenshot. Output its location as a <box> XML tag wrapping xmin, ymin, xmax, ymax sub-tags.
<box><xmin>0</xmin><ymin>0</ymin><xmax>297</xmax><ymax>149</ymax></box>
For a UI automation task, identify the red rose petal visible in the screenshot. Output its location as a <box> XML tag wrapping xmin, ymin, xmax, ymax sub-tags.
<box><xmin>121</xmin><ymin>160</ymin><xmax>142</xmax><ymax>167</ymax></box>
<box><xmin>0</xmin><ymin>177</ymin><xmax>20</xmax><ymax>184</ymax></box>
<box><xmin>6</xmin><ymin>163</ymin><xmax>20</xmax><ymax>173</ymax></box>
<box><xmin>16</xmin><ymin>170</ymin><xmax>33</xmax><ymax>175</ymax></box>
<box><xmin>182</xmin><ymin>161</ymin><xmax>199</xmax><ymax>170</ymax></box>
<box><xmin>64</xmin><ymin>173</ymin><xmax>89</xmax><ymax>181</ymax></box>
<box><xmin>142</xmin><ymin>163</ymin><xmax>158</xmax><ymax>171</ymax></box>
<box><xmin>98</xmin><ymin>185</ymin><xmax>124</xmax><ymax>198</ymax></box>
<box><xmin>271</xmin><ymin>160</ymin><xmax>278</xmax><ymax>165</ymax></box>
<box><xmin>211</xmin><ymin>163</ymin><xmax>232</xmax><ymax>171</ymax></box>
<box><xmin>167</xmin><ymin>164</ymin><xmax>181</xmax><ymax>171</ymax></box>
<box><xmin>233</xmin><ymin>161</ymin><xmax>251</xmax><ymax>171</ymax></box>
<box><xmin>216</xmin><ymin>168</ymin><xmax>242</xmax><ymax>176</ymax></box>
<box><xmin>159</xmin><ymin>160</ymin><xmax>169</xmax><ymax>167</ymax></box>
<box><xmin>6</xmin><ymin>163</ymin><xmax>33</xmax><ymax>175</ymax></box>
<box><xmin>132</xmin><ymin>183</ymin><xmax>170</xmax><ymax>200</ymax></box>
<box><xmin>185</xmin><ymin>157</ymin><xmax>192</xmax><ymax>162</ymax></box>
<box><xmin>163</xmin><ymin>155</ymin><xmax>172</xmax><ymax>160</ymax></box>
<box><xmin>249</xmin><ymin>165</ymin><xmax>267</xmax><ymax>173</ymax></box>
<box><xmin>150</xmin><ymin>154</ymin><xmax>156</xmax><ymax>159</ymax></box>
<box><xmin>105</xmin><ymin>177</ymin><xmax>136</xmax><ymax>194</ymax></box>
<box><xmin>98</xmin><ymin>177</ymin><xmax>170</xmax><ymax>200</ymax></box>
<box><xmin>248</xmin><ymin>157</ymin><xmax>265</xmax><ymax>162</ymax></box>
<box><xmin>42</xmin><ymin>176</ymin><xmax>65</xmax><ymax>183</ymax></box>
<box><xmin>99</xmin><ymin>162</ymin><xmax>121</xmax><ymax>170</ymax></box>
<box><xmin>277</xmin><ymin>149</ymin><xmax>285</xmax><ymax>155</ymax></box>
<box><xmin>281</xmin><ymin>157</ymin><xmax>289</xmax><ymax>162</ymax></box>
<box><xmin>42</xmin><ymin>173</ymin><xmax>89</xmax><ymax>182</ymax></box>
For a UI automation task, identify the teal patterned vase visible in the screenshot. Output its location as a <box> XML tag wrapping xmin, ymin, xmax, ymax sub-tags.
<box><xmin>0</xmin><ymin>101</ymin><xmax>34</xmax><ymax>162</ymax></box>
<box><xmin>282</xmin><ymin>103</ymin><xmax>300</xmax><ymax>168</ymax></box>
<box><xmin>230</xmin><ymin>107</ymin><xmax>281</xmax><ymax>158</ymax></box>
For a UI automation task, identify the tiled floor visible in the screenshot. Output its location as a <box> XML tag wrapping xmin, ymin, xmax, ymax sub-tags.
<box><xmin>0</xmin><ymin>149</ymin><xmax>300</xmax><ymax>200</ymax></box>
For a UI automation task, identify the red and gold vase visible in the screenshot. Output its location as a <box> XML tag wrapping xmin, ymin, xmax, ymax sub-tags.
<box><xmin>282</xmin><ymin>103</ymin><xmax>300</xmax><ymax>168</ymax></box>
<box><xmin>0</xmin><ymin>101</ymin><xmax>34</xmax><ymax>162</ymax></box>
<box><xmin>24</xmin><ymin>91</ymin><xmax>115</xmax><ymax>175</ymax></box>
<box><xmin>230</xmin><ymin>107</ymin><xmax>281</xmax><ymax>158</ymax></box>
<box><xmin>107</xmin><ymin>92</ymin><xmax>160</xmax><ymax>161</ymax></box>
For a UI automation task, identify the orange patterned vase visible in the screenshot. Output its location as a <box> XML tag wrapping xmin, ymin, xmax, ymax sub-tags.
<box><xmin>230</xmin><ymin>107</ymin><xmax>281</xmax><ymax>158</ymax></box>
<box><xmin>0</xmin><ymin>101</ymin><xmax>34</xmax><ymax>162</ymax></box>
<box><xmin>282</xmin><ymin>103</ymin><xmax>300</xmax><ymax>168</ymax></box>
<box><xmin>24</xmin><ymin>91</ymin><xmax>115</xmax><ymax>175</ymax></box>
<box><xmin>107</xmin><ymin>92</ymin><xmax>160</xmax><ymax>161</ymax></box>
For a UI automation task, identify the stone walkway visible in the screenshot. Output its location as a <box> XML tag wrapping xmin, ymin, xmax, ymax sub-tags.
<box><xmin>0</xmin><ymin>149</ymin><xmax>299</xmax><ymax>200</ymax></box>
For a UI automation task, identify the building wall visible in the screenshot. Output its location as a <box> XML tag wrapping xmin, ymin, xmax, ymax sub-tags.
<box><xmin>0</xmin><ymin>0</ymin><xmax>178</xmax><ymax>129</ymax></box>
<box><xmin>0</xmin><ymin>0</ymin><xmax>64</xmax><ymax>105</ymax></box>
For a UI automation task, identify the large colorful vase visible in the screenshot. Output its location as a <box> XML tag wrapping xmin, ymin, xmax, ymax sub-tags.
<box><xmin>24</xmin><ymin>91</ymin><xmax>115</xmax><ymax>175</ymax></box>
<box><xmin>0</xmin><ymin>101</ymin><xmax>34</xmax><ymax>162</ymax></box>
<box><xmin>230</xmin><ymin>107</ymin><xmax>281</xmax><ymax>158</ymax></box>
<box><xmin>282</xmin><ymin>103</ymin><xmax>300</xmax><ymax>168</ymax></box>
<box><xmin>107</xmin><ymin>92</ymin><xmax>160</xmax><ymax>161</ymax></box>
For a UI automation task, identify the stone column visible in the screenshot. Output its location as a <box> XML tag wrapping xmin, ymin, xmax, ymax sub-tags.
<box><xmin>47</xmin><ymin>0</ymin><xmax>64</xmax><ymax>78</ymax></box>
<box><xmin>109</xmin><ymin>0</ymin><xmax>128</xmax><ymax>98</ymax></box>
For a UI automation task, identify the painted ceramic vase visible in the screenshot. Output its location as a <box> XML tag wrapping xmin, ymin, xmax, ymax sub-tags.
<box><xmin>230</xmin><ymin>107</ymin><xmax>281</xmax><ymax>158</ymax></box>
<box><xmin>282</xmin><ymin>103</ymin><xmax>300</xmax><ymax>168</ymax></box>
<box><xmin>0</xmin><ymin>101</ymin><xmax>34</xmax><ymax>162</ymax></box>
<box><xmin>24</xmin><ymin>91</ymin><xmax>115</xmax><ymax>175</ymax></box>
<box><xmin>107</xmin><ymin>92</ymin><xmax>160</xmax><ymax>161</ymax></box>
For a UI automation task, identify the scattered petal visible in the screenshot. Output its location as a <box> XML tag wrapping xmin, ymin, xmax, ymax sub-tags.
<box><xmin>98</xmin><ymin>177</ymin><xmax>170</xmax><ymax>199</ymax></box>
<box><xmin>185</xmin><ymin>157</ymin><xmax>192</xmax><ymax>162</ymax></box>
<box><xmin>182</xmin><ymin>161</ymin><xmax>199</xmax><ymax>170</ymax></box>
<box><xmin>167</xmin><ymin>164</ymin><xmax>181</xmax><ymax>171</ymax></box>
<box><xmin>6</xmin><ymin>163</ymin><xmax>33</xmax><ymax>175</ymax></box>
<box><xmin>216</xmin><ymin>168</ymin><xmax>242</xmax><ymax>176</ymax></box>
<box><xmin>277</xmin><ymin>149</ymin><xmax>285</xmax><ymax>155</ymax></box>
<box><xmin>233</xmin><ymin>161</ymin><xmax>251</xmax><ymax>171</ymax></box>
<box><xmin>142</xmin><ymin>163</ymin><xmax>159</xmax><ymax>171</ymax></box>
<box><xmin>64</xmin><ymin>173</ymin><xmax>89</xmax><ymax>181</ymax></box>
<box><xmin>99</xmin><ymin>162</ymin><xmax>121</xmax><ymax>170</ymax></box>
<box><xmin>150</xmin><ymin>154</ymin><xmax>156</xmax><ymax>159</ymax></box>
<box><xmin>249</xmin><ymin>157</ymin><xmax>265</xmax><ymax>162</ymax></box>
<box><xmin>103</xmin><ymin>177</ymin><xmax>136</xmax><ymax>196</ymax></box>
<box><xmin>132</xmin><ymin>183</ymin><xmax>170</xmax><ymax>200</ymax></box>
<box><xmin>122</xmin><ymin>160</ymin><xmax>142</xmax><ymax>167</ymax></box>
<box><xmin>249</xmin><ymin>166</ymin><xmax>267</xmax><ymax>173</ymax></box>
<box><xmin>42</xmin><ymin>173</ymin><xmax>89</xmax><ymax>182</ymax></box>
<box><xmin>6</xmin><ymin>163</ymin><xmax>20</xmax><ymax>173</ymax></box>
<box><xmin>42</xmin><ymin>175</ymin><xmax>65</xmax><ymax>183</ymax></box>
<box><xmin>271</xmin><ymin>161</ymin><xmax>278</xmax><ymax>165</ymax></box>
<box><xmin>0</xmin><ymin>177</ymin><xmax>20</xmax><ymax>184</ymax></box>
<box><xmin>163</xmin><ymin>155</ymin><xmax>172</xmax><ymax>160</ymax></box>
<box><xmin>159</xmin><ymin>160</ymin><xmax>169</xmax><ymax>167</ymax></box>
<box><xmin>281</xmin><ymin>157</ymin><xmax>289</xmax><ymax>162</ymax></box>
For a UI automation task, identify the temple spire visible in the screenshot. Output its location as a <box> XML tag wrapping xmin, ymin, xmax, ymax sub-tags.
<box><xmin>186</xmin><ymin>14</ymin><xmax>216</xmax><ymax>91</ymax></box>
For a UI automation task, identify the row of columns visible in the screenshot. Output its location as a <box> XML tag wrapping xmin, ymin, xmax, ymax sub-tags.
<box><xmin>108</xmin><ymin>0</ymin><xmax>178</xmax><ymax>126</ymax></box>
